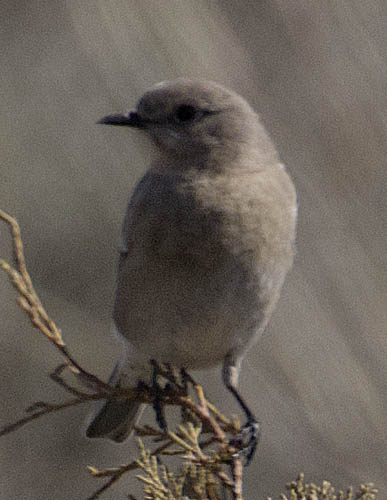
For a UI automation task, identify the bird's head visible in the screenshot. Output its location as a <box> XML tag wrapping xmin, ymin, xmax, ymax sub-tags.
<box><xmin>99</xmin><ymin>79</ymin><xmax>273</xmax><ymax>165</ymax></box>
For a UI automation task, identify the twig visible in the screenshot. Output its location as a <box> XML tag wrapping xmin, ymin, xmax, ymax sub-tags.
<box><xmin>178</xmin><ymin>394</ymin><xmax>227</xmax><ymax>443</ymax></box>
<box><xmin>0</xmin><ymin>209</ymin><xmax>112</xmax><ymax>393</ymax></box>
<box><xmin>0</xmin><ymin>393</ymin><xmax>103</xmax><ymax>437</ymax></box>
<box><xmin>86</xmin><ymin>471</ymin><xmax>127</xmax><ymax>500</ymax></box>
<box><xmin>231</xmin><ymin>456</ymin><xmax>243</xmax><ymax>500</ymax></box>
<box><xmin>86</xmin><ymin>438</ymin><xmax>177</xmax><ymax>499</ymax></box>
<box><xmin>0</xmin><ymin>209</ymin><xmax>34</xmax><ymax>294</ymax></box>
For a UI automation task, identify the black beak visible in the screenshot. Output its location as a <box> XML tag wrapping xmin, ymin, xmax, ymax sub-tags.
<box><xmin>97</xmin><ymin>111</ymin><xmax>145</xmax><ymax>128</ymax></box>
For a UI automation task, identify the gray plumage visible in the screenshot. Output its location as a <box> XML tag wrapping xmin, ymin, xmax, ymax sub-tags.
<box><xmin>86</xmin><ymin>79</ymin><xmax>297</xmax><ymax>442</ymax></box>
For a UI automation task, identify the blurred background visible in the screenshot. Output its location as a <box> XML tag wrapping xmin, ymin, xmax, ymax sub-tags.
<box><xmin>1</xmin><ymin>1</ymin><xmax>386</xmax><ymax>498</ymax></box>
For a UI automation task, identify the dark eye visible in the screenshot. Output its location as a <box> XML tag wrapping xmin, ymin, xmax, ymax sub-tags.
<box><xmin>174</xmin><ymin>104</ymin><xmax>197</xmax><ymax>123</ymax></box>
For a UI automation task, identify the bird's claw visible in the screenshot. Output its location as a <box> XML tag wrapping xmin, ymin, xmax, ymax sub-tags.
<box><xmin>229</xmin><ymin>419</ymin><xmax>260</xmax><ymax>465</ymax></box>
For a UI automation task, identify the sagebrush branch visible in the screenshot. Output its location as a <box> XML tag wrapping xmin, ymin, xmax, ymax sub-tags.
<box><xmin>0</xmin><ymin>209</ymin><xmax>245</xmax><ymax>500</ymax></box>
<box><xmin>1</xmin><ymin>210</ymin><xmax>378</xmax><ymax>500</ymax></box>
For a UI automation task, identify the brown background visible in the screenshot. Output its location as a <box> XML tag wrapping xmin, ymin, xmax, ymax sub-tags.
<box><xmin>1</xmin><ymin>1</ymin><xmax>386</xmax><ymax>499</ymax></box>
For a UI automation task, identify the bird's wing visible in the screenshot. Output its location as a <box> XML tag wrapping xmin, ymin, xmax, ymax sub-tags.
<box><xmin>117</xmin><ymin>171</ymin><xmax>155</xmax><ymax>257</ymax></box>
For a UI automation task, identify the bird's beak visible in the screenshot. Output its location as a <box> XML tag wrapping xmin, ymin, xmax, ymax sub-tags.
<box><xmin>97</xmin><ymin>111</ymin><xmax>145</xmax><ymax>128</ymax></box>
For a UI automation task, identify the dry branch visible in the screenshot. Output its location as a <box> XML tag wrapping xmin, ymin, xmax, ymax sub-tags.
<box><xmin>0</xmin><ymin>209</ymin><xmax>246</xmax><ymax>500</ymax></box>
<box><xmin>0</xmin><ymin>210</ymin><xmax>379</xmax><ymax>500</ymax></box>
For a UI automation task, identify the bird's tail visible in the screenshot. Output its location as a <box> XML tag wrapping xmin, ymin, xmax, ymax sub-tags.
<box><xmin>85</xmin><ymin>361</ymin><xmax>145</xmax><ymax>443</ymax></box>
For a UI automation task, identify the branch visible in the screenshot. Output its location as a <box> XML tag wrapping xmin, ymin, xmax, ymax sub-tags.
<box><xmin>1</xmin><ymin>210</ymin><xmax>378</xmax><ymax>500</ymax></box>
<box><xmin>0</xmin><ymin>209</ymin><xmax>245</xmax><ymax>500</ymax></box>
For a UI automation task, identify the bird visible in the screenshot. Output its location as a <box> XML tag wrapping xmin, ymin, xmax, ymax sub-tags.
<box><xmin>86</xmin><ymin>79</ymin><xmax>297</xmax><ymax>451</ymax></box>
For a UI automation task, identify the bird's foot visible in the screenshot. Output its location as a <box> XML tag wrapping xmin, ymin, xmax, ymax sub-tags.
<box><xmin>134</xmin><ymin>374</ymin><xmax>168</xmax><ymax>432</ymax></box>
<box><xmin>149</xmin><ymin>361</ymin><xmax>168</xmax><ymax>431</ymax></box>
<box><xmin>229</xmin><ymin>418</ymin><xmax>260</xmax><ymax>465</ymax></box>
<box><xmin>148</xmin><ymin>361</ymin><xmax>191</xmax><ymax>430</ymax></box>
<box><xmin>138</xmin><ymin>362</ymin><xmax>198</xmax><ymax>432</ymax></box>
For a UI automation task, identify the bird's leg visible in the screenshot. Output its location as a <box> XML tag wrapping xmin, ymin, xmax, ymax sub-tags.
<box><xmin>150</xmin><ymin>360</ymin><xmax>167</xmax><ymax>431</ymax></box>
<box><xmin>163</xmin><ymin>363</ymin><xmax>182</xmax><ymax>395</ymax></box>
<box><xmin>180</xmin><ymin>368</ymin><xmax>196</xmax><ymax>387</ymax></box>
<box><xmin>222</xmin><ymin>354</ymin><xmax>260</xmax><ymax>464</ymax></box>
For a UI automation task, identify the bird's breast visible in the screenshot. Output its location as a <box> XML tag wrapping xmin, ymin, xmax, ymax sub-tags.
<box><xmin>113</xmin><ymin>165</ymin><xmax>296</xmax><ymax>367</ymax></box>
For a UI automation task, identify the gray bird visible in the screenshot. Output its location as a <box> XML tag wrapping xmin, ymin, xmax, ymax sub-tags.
<box><xmin>86</xmin><ymin>79</ymin><xmax>297</xmax><ymax>447</ymax></box>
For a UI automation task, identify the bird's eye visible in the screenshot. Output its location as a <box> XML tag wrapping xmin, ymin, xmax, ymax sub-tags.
<box><xmin>174</xmin><ymin>104</ymin><xmax>197</xmax><ymax>123</ymax></box>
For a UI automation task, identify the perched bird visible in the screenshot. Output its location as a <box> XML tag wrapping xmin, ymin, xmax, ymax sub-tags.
<box><xmin>86</xmin><ymin>79</ymin><xmax>297</xmax><ymax>449</ymax></box>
